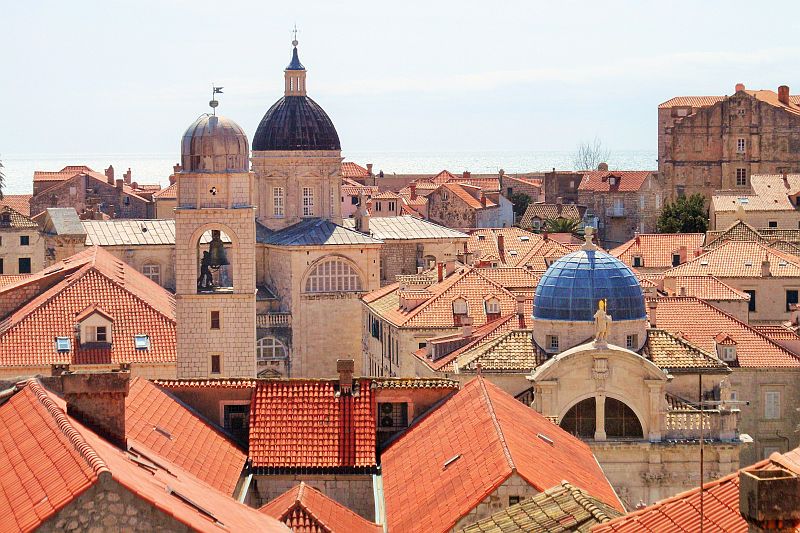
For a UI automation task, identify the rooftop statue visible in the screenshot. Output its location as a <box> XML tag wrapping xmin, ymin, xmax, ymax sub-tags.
<box><xmin>593</xmin><ymin>298</ymin><xmax>612</xmax><ymax>346</ymax></box>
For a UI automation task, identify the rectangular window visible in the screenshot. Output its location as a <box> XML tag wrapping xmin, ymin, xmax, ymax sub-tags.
<box><xmin>351</xmin><ymin>195</ymin><xmax>359</xmax><ymax>205</ymax></box>
<box><xmin>55</xmin><ymin>337</ymin><xmax>71</xmax><ymax>352</ymax></box>
<box><xmin>736</xmin><ymin>168</ymin><xmax>747</xmax><ymax>187</ymax></box>
<box><xmin>210</xmin><ymin>311</ymin><xmax>221</xmax><ymax>330</ymax></box>
<box><xmin>632</xmin><ymin>256</ymin><xmax>643</xmax><ymax>267</ymax></box>
<box><xmin>95</xmin><ymin>326</ymin><xmax>108</xmax><ymax>343</ymax></box>
<box><xmin>745</xmin><ymin>290</ymin><xmax>756</xmax><ymax>312</ymax></box>
<box><xmin>302</xmin><ymin>187</ymin><xmax>314</xmax><ymax>216</ymax></box>
<box><xmin>737</xmin><ymin>138</ymin><xmax>746</xmax><ymax>153</ymax></box>
<box><xmin>18</xmin><ymin>258</ymin><xmax>31</xmax><ymax>274</ymax></box>
<box><xmin>0</xmin><ymin>258</ymin><xmax>4</xmax><ymax>274</ymax></box>
<box><xmin>547</xmin><ymin>335</ymin><xmax>559</xmax><ymax>351</ymax></box>
<box><xmin>142</xmin><ymin>264</ymin><xmax>161</xmax><ymax>285</ymax></box>
<box><xmin>626</xmin><ymin>334</ymin><xmax>638</xmax><ymax>349</ymax></box>
<box><xmin>639</xmin><ymin>195</ymin><xmax>645</xmax><ymax>210</ymax></box>
<box><xmin>378</xmin><ymin>402</ymin><xmax>409</xmax><ymax>429</ymax></box>
<box><xmin>134</xmin><ymin>334</ymin><xmax>150</xmax><ymax>350</ymax></box>
<box><xmin>655</xmin><ymin>194</ymin><xmax>661</xmax><ymax>209</ymax></box>
<box><xmin>787</xmin><ymin>290</ymin><xmax>799</xmax><ymax>312</ymax></box>
<box><xmin>764</xmin><ymin>391</ymin><xmax>781</xmax><ymax>419</ymax></box>
<box><xmin>211</xmin><ymin>354</ymin><xmax>222</xmax><ymax>374</ymax></box>
<box><xmin>20</xmin><ymin>235</ymin><xmax>30</xmax><ymax>246</ymax></box>
<box><xmin>672</xmin><ymin>254</ymin><xmax>681</xmax><ymax>267</ymax></box>
<box><xmin>222</xmin><ymin>403</ymin><xmax>249</xmax><ymax>444</ymax></box>
<box><xmin>508</xmin><ymin>496</ymin><xmax>521</xmax><ymax>506</ymax></box>
<box><xmin>273</xmin><ymin>187</ymin><xmax>285</xmax><ymax>217</ymax></box>
<box><xmin>388</xmin><ymin>200</ymin><xmax>396</xmax><ymax>212</ymax></box>
<box><xmin>768</xmin><ymin>221</ymin><xmax>778</xmax><ymax>228</ymax></box>
<box><xmin>676</xmin><ymin>186</ymin><xmax>686</xmax><ymax>198</ymax></box>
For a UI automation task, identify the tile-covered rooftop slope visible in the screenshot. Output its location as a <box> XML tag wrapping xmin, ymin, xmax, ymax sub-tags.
<box><xmin>259</xmin><ymin>482</ymin><xmax>382</xmax><ymax>533</ymax></box>
<box><xmin>381</xmin><ymin>376</ymin><xmax>622</xmax><ymax>533</ymax></box>
<box><xmin>654</xmin><ymin>297</ymin><xmax>800</xmax><ymax>367</ymax></box>
<box><xmin>459</xmin><ymin>480</ymin><xmax>622</xmax><ymax>533</ymax></box>
<box><xmin>0</xmin><ymin>194</ymin><xmax>33</xmax><ymax>216</ymax></box>
<box><xmin>467</xmin><ymin>227</ymin><xmax>575</xmax><ymax>268</ymax></box>
<box><xmin>643</xmin><ymin>328</ymin><xmax>730</xmax><ymax>373</ymax></box>
<box><xmin>594</xmin><ymin>447</ymin><xmax>800</xmax><ymax>533</ymax></box>
<box><xmin>0</xmin><ymin>379</ymin><xmax>288</xmax><ymax>533</ymax></box>
<box><xmin>665</xmin><ymin>240</ymin><xmax>800</xmax><ymax>278</ymax></box>
<box><xmin>611</xmin><ymin>233</ymin><xmax>705</xmax><ymax>270</ymax></box>
<box><xmin>0</xmin><ymin>206</ymin><xmax>38</xmax><ymax>228</ymax></box>
<box><xmin>665</xmin><ymin>275</ymin><xmax>750</xmax><ymax>301</ymax></box>
<box><xmin>248</xmin><ymin>379</ymin><xmax>377</xmax><ymax>471</ymax></box>
<box><xmin>705</xmin><ymin>219</ymin><xmax>800</xmax><ymax>249</ymax></box>
<box><xmin>578</xmin><ymin>170</ymin><xmax>655</xmax><ymax>193</ymax></box>
<box><xmin>0</xmin><ymin>247</ymin><xmax>176</xmax><ymax>368</ymax></box>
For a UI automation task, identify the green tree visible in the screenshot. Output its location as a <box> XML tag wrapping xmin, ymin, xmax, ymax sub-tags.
<box><xmin>545</xmin><ymin>217</ymin><xmax>580</xmax><ymax>234</ymax></box>
<box><xmin>510</xmin><ymin>192</ymin><xmax>532</xmax><ymax>219</ymax></box>
<box><xmin>657</xmin><ymin>194</ymin><xmax>708</xmax><ymax>233</ymax></box>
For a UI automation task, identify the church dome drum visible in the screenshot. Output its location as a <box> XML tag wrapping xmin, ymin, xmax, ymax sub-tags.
<box><xmin>181</xmin><ymin>114</ymin><xmax>250</xmax><ymax>173</ymax></box>
<box><xmin>533</xmin><ymin>249</ymin><xmax>646</xmax><ymax>322</ymax></box>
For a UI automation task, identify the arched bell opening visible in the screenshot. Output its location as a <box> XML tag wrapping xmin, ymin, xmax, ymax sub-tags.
<box><xmin>196</xmin><ymin>228</ymin><xmax>235</xmax><ymax>293</ymax></box>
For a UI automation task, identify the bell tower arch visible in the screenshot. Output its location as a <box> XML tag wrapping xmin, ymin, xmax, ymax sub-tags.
<box><xmin>175</xmin><ymin>110</ymin><xmax>257</xmax><ymax>378</ymax></box>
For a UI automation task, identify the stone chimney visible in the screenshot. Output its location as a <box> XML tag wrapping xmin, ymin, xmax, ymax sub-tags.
<box><xmin>105</xmin><ymin>165</ymin><xmax>115</xmax><ymax>185</ymax></box>
<box><xmin>635</xmin><ymin>232</ymin><xmax>641</xmax><ymax>245</ymax></box>
<box><xmin>337</xmin><ymin>359</ymin><xmax>354</xmax><ymax>395</ymax></box>
<box><xmin>762</xmin><ymin>259</ymin><xmax>772</xmax><ymax>277</ymax></box>
<box><xmin>116</xmin><ymin>179</ymin><xmax>124</xmax><ymax>190</ymax></box>
<box><xmin>169</xmin><ymin>173</ymin><xmax>176</xmax><ymax>185</ymax></box>
<box><xmin>461</xmin><ymin>316</ymin><xmax>474</xmax><ymax>337</ymax></box>
<box><xmin>123</xmin><ymin>168</ymin><xmax>132</xmax><ymax>185</ymax></box>
<box><xmin>778</xmin><ymin>85</ymin><xmax>791</xmax><ymax>105</ymax></box>
<box><xmin>497</xmin><ymin>233</ymin><xmax>505</xmax><ymax>260</ymax></box>
<box><xmin>410</xmin><ymin>183</ymin><xmax>417</xmax><ymax>200</ymax></box>
<box><xmin>62</xmin><ymin>371</ymin><xmax>130</xmax><ymax>449</ymax></box>
<box><xmin>480</xmin><ymin>193</ymin><xmax>487</xmax><ymax>207</ymax></box>
<box><xmin>445</xmin><ymin>258</ymin><xmax>456</xmax><ymax>277</ymax></box>
<box><xmin>735</xmin><ymin>82</ymin><xmax>746</xmax><ymax>92</ymax></box>
<box><xmin>173</xmin><ymin>163</ymin><xmax>182</xmax><ymax>174</ymax></box>
<box><xmin>437</xmin><ymin>262</ymin><xmax>444</xmax><ymax>282</ymax></box>
<box><xmin>597</xmin><ymin>162</ymin><xmax>609</xmax><ymax>171</ymax></box>
<box><xmin>679</xmin><ymin>286</ymin><xmax>687</xmax><ymax>296</ymax></box>
<box><xmin>647</xmin><ymin>299</ymin><xmax>658</xmax><ymax>327</ymax></box>
<box><xmin>366</xmin><ymin>163</ymin><xmax>373</xmax><ymax>176</ymax></box>
<box><xmin>739</xmin><ymin>467</ymin><xmax>800</xmax><ymax>532</ymax></box>
<box><xmin>463</xmin><ymin>171</ymin><xmax>471</xmax><ymax>180</ymax></box>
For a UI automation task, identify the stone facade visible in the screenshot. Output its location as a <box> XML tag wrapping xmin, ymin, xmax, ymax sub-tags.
<box><xmin>97</xmin><ymin>244</ymin><xmax>176</xmax><ymax>290</ymax></box>
<box><xmin>0</xmin><ymin>223</ymin><xmax>45</xmax><ymax>274</ymax></box>
<box><xmin>542</xmin><ymin>170</ymin><xmax>582</xmax><ymax>204</ymax></box>
<box><xmin>451</xmin><ymin>473</ymin><xmax>540</xmax><ymax>531</ymax></box>
<box><xmin>41</xmin><ymin>477</ymin><xmax>190</xmax><ymax>532</ymax></box>
<box><xmin>251</xmin><ymin>474</ymin><xmax>375</xmax><ymax>521</ymax></box>
<box><xmin>427</xmin><ymin>186</ymin><xmax>513</xmax><ymax>230</ymax></box>
<box><xmin>379</xmin><ymin>239</ymin><xmax>461</xmax><ymax>286</ymax></box>
<box><xmin>30</xmin><ymin>173</ymin><xmax>152</xmax><ymax>219</ymax></box>
<box><xmin>659</xmin><ymin>86</ymin><xmax>800</xmax><ymax>200</ymax></box>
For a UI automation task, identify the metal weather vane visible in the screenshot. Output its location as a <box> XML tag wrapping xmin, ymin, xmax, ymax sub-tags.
<box><xmin>209</xmin><ymin>85</ymin><xmax>224</xmax><ymax>114</ymax></box>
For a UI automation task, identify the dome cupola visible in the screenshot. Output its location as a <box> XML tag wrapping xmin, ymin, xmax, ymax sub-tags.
<box><xmin>181</xmin><ymin>114</ymin><xmax>249</xmax><ymax>173</ymax></box>
<box><xmin>252</xmin><ymin>39</ymin><xmax>341</xmax><ymax>151</ymax></box>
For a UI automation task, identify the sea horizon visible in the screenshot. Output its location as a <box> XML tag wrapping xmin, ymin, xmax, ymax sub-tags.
<box><xmin>1</xmin><ymin>149</ymin><xmax>658</xmax><ymax>196</ymax></box>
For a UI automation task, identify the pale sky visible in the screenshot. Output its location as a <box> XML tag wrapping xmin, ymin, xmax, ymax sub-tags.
<box><xmin>3</xmin><ymin>0</ymin><xmax>800</xmax><ymax>155</ymax></box>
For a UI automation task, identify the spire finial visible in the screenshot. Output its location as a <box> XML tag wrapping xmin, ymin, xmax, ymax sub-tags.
<box><xmin>292</xmin><ymin>24</ymin><xmax>299</xmax><ymax>47</ymax></box>
<box><xmin>209</xmin><ymin>85</ymin><xmax>223</xmax><ymax>115</ymax></box>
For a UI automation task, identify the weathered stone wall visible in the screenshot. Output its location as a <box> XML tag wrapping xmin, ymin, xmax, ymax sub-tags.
<box><xmin>30</xmin><ymin>174</ymin><xmax>151</xmax><ymax>220</ymax></box>
<box><xmin>252</xmin><ymin>474</ymin><xmax>375</xmax><ymax>521</ymax></box>
<box><xmin>155</xmin><ymin>198</ymin><xmax>177</xmax><ymax>219</ymax></box>
<box><xmin>380</xmin><ymin>241</ymin><xmax>417</xmax><ymax>285</ymax></box>
<box><xmin>710</xmin><ymin>208</ymin><xmax>800</xmax><ymax>231</ymax></box>
<box><xmin>0</xmin><ymin>226</ymin><xmax>45</xmax><ymax>274</ymax></box>
<box><xmin>40</xmin><ymin>477</ymin><xmax>190</xmax><ymax>532</ymax></box>
<box><xmin>427</xmin><ymin>190</ymin><xmax>478</xmax><ymax>229</ymax></box>
<box><xmin>451</xmin><ymin>473</ymin><xmax>539</xmax><ymax>531</ymax></box>
<box><xmin>543</xmin><ymin>171</ymin><xmax>582</xmax><ymax>204</ymax></box>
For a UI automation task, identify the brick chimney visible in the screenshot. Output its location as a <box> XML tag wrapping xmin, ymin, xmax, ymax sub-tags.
<box><xmin>497</xmin><ymin>233</ymin><xmax>505</xmax><ymax>260</ymax></box>
<box><xmin>366</xmin><ymin>163</ymin><xmax>373</xmax><ymax>176</ymax></box>
<box><xmin>410</xmin><ymin>183</ymin><xmax>417</xmax><ymax>200</ymax></box>
<box><xmin>480</xmin><ymin>193</ymin><xmax>487</xmax><ymax>207</ymax></box>
<box><xmin>463</xmin><ymin>171</ymin><xmax>471</xmax><ymax>180</ymax></box>
<box><xmin>647</xmin><ymin>299</ymin><xmax>657</xmax><ymax>327</ymax></box>
<box><xmin>762</xmin><ymin>259</ymin><xmax>772</xmax><ymax>277</ymax></box>
<box><xmin>336</xmin><ymin>359</ymin><xmax>354</xmax><ymax>395</ymax></box>
<box><xmin>445</xmin><ymin>259</ymin><xmax>456</xmax><ymax>277</ymax></box>
<box><xmin>105</xmin><ymin>165</ymin><xmax>115</xmax><ymax>185</ymax></box>
<box><xmin>116</xmin><ymin>179</ymin><xmax>124</xmax><ymax>190</ymax></box>
<box><xmin>461</xmin><ymin>316</ymin><xmax>474</xmax><ymax>337</ymax></box>
<box><xmin>437</xmin><ymin>262</ymin><xmax>444</xmax><ymax>282</ymax></box>
<box><xmin>679</xmin><ymin>245</ymin><xmax>688</xmax><ymax>263</ymax></box>
<box><xmin>123</xmin><ymin>168</ymin><xmax>132</xmax><ymax>185</ymax></box>
<box><xmin>778</xmin><ymin>85</ymin><xmax>791</xmax><ymax>105</ymax></box>
<box><xmin>735</xmin><ymin>82</ymin><xmax>746</xmax><ymax>92</ymax></box>
<box><xmin>635</xmin><ymin>232</ymin><xmax>641</xmax><ymax>245</ymax></box>
<box><xmin>62</xmin><ymin>371</ymin><xmax>130</xmax><ymax>449</ymax></box>
<box><xmin>739</xmin><ymin>468</ymin><xmax>800</xmax><ymax>532</ymax></box>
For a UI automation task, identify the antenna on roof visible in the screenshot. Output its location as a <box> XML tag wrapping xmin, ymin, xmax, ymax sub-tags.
<box><xmin>209</xmin><ymin>85</ymin><xmax>223</xmax><ymax>115</ymax></box>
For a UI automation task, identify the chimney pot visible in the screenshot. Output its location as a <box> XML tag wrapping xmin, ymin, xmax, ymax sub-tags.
<box><xmin>173</xmin><ymin>163</ymin><xmax>182</xmax><ymax>174</ymax></box>
<box><xmin>778</xmin><ymin>85</ymin><xmax>791</xmax><ymax>105</ymax></box>
<box><xmin>123</xmin><ymin>168</ymin><xmax>132</xmax><ymax>184</ymax></box>
<box><xmin>62</xmin><ymin>371</ymin><xmax>130</xmax><ymax>449</ymax></box>
<box><xmin>480</xmin><ymin>193</ymin><xmax>487</xmax><ymax>207</ymax></box>
<box><xmin>336</xmin><ymin>359</ymin><xmax>355</xmax><ymax>395</ymax></box>
<box><xmin>762</xmin><ymin>259</ymin><xmax>772</xmax><ymax>277</ymax></box>
<box><xmin>105</xmin><ymin>165</ymin><xmax>114</xmax><ymax>185</ymax></box>
<box><xmin>735</xmin><ymin>82</ymin><xmax>745</xmax><ymax>92</ymax></box>
<box><xmin>516</xmin><ymin>295</ymin><xmax>526</xmax><ymax>315</ymax></box>
<box><xmin>647</xmin><ymin>299</ymin><xmax>658</xmax><ymax>327</ymax></box>
<box><xmin>410</xmin><ymin>183</ymin><xmax>417</xmax><ymax>200</ymax></box>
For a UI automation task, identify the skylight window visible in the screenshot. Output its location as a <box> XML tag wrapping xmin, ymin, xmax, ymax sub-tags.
<box><xmin>738</xmin><ymin>198</ymin><xmax>749</xmax><ymax>204</ymax></box>
<box><xmin>520</xmin><ymin>236</ymin><xmax>530</xmax><ymax>242</ymax></box>
<box><xmin>55</xmin><ymin>337</ymin><xmax>71</xmax><ymax>352</ymax></box>
<box><xmin>134</xmin><ymin>334</ymin><xmax>150</xmax><ymax>350</ymax></box>
<box><xmin>700</xmin><ymin>260</ymin><xmax>709</xmax><ymax>266</ymax></box>
<box><xmin>443</xmin><ymin>454</ymin><xmax>461</xmax><ymax>469</ymax></box>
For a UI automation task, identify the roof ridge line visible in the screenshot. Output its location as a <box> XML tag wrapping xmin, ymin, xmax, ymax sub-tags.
<box><xmin>89</xmin><ymin>260</ymin><xmax>176</xmax><ymax>322</ymax></box>
<box><xmin>25</xmin><ymin>379</ymin><xmax>110</xmax><ymax>479</ymax></box>
<box><xmin>562</xmin><ymin>480</ymin><xmax>614</xmax><ymax>523</ymax></box>
<box><xmin>477</xmin><ymin>377</ymin><xmax>516</xmax><ymax>473</ymax></box>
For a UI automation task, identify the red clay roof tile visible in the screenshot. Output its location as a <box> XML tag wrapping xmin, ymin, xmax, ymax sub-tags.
<box><xmin>611</xmin><ymin>233</ymin><xmax>705</xmax><ymax>270</ymax></box>
<box><xmin>578</xmin><ymin>171</ymin><xmax>655</xmax><ymax>193</ymax></box>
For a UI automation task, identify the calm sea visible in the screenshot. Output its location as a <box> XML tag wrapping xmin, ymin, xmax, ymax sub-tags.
<box><xmin>0</xmin><ymin>150</ymin><xmax>658</xmax><ymax>196</ymax></box>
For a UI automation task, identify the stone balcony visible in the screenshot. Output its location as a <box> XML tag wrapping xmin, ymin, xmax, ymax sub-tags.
<box><xmin>256</xmin><ymin>312</ymin><xmax>292</xmax><ymax>328</ymax></box>
<box><xmin>664</xmin><ymin>405</ymin><xmax>740</xmax><ymax>442</ymax></box>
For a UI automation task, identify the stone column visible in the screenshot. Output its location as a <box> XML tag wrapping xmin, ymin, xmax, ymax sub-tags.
<box><xmin>595</xmin><ymin>394</ymin><xmax>606</xmax><ymax>441</ymax></box>
<box><xmin>533</xmin><ymin>380</ymin><xmax>558</xmax><ymax>417</ymax></box>
<box><xmin>646</xmin><ymin>380</ymin><xmax>664</xmax><ymax>442</ymax></box>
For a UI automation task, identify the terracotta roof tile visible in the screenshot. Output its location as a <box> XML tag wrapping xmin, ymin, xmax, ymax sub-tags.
<box><xmin>0</xmin><ymin>206</ymin><xmax>38</xmax><ymax>228</ymax></box>
<box><xmin>32</xmin><ymin>165</ymin><xmax>94</xmax><ymax>182</ymax></box>
<box><xmin>455</xmin><ymin>329</ymin><xmax>545</xmax><ymax>373</ymax></box>
<box><xmin>341</xmin><ymin>162</ymin><xmax>370</xmax><ymax>179</ymax></box>
<box><xmin>644</xmin><ymin>328</ymin><xmax>729</xmax><ymax>372</ymax></box>
<box><xmin>0</xmin><ymin>274</ymin><xmax>32</xmax><ymax>288</ymax></box>
<box><xmin>460</xmin><ymin>480</ymin><xmax>622</xmax><ymax>533</ymax></box>
<box><xmin>152</xmin><ymin>182</ymin><xmax>176</xmax><ymax>199</ymax></box>
<box><xmin>611</xmin><ymin>233</ymin><xmax>705</xmax><ymax>270</ymax></box>
<box><xmin>519</xmin><ymin>203</ymin><xmax>583</xmax><ymax>229</ymax></box>
<box><xmin>371</xmin><ymin>377</ymin><xmax>459</xmax><ymax>389</ymax></box>
<box><xmin>712</xmin><ymin>174</ymin><xmax>800</xmax><ymax>213</ymax></box>
<box><xmin>667</xmin><ymin>275</ymin><xmax>751</xmax><ymax>301</ymax></box>
<box><xmin>259</xmin><ymin>482</ymin><xmax>382</xmax><ymax>533</ymax></box>
<box><xmin>665</xmin><ymin>240</ymin><xmax>800</xmax><ymax>278</ymax></box>
<box><xmin>0</xmin><ymin>247</ymin><xmax>176</xmax><ymax>367</ymax></box>
<box><xmin>467</xmin><ymin>228</ymin><xmax>567</xmax><ymax>268</ymax></box>
<box><xmin>382</xmin><ymin>377</ymin><xmax>622</xmax><ymax>533</ymax></box>
<box><xmin>659</xmin><ymin>91</ymin><xmax>800</xmax><ymax>110</ymax></box>
<box><xmin>578</xmin><ymin>171</ymin><xmax>654</xmax><ymax>193</ymax></box>
<box><xmin>654</xmin><ymin>297</ymin><xmax>800</xmax><ymax>367</ymax></box>
<box><xmin>248</xmin><ymin>380</ymin><xmax>377</xmax><ymax>471</ymax></box>
<box><xmin>0</xmin><ymin>195</ymin><xmax>32</xmax><ymax>217</ymax></box>
<box><xmin>440</xmin><ymin>182</ymin><xmax>495</xmax><ymax>209</ymax></box>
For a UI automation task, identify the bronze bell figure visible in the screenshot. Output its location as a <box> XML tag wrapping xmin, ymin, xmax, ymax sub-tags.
<box><xmin>207</xmin><ymin>230</ymin><xmax>230</xmax><ymax>268</ymax></box>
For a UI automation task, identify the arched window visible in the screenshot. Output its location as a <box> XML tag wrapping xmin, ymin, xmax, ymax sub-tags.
<box><xmin>304</xmin><ymin>258</ymin><xmax>363</xmax><ymax>293</ymax></box>
<box><xmin>560</xmin><ymin>397</ymin><xmax>643</xmax><ymax>439</ymax></box>
<box><xmin>256</xmin><ymin>337</ymin><xmax>287</xmax><ymax>362</ymax></box>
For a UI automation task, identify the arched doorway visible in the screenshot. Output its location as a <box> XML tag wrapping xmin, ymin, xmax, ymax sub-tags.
<box><xmin>560</xmin><ymin>397</ymin><xmax>643</xmax><ymax>439</ymax></box>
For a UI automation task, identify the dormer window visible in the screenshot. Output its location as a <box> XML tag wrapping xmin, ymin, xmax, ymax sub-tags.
<box><xmin>485</xmin><ymin>298</ymin><xmax>501</xmax><ymax>315</ymax></box>
<box><xmin>91</xmin><ymin>326</ymin><xmax>108</xmax><ymax>343</ymax></box>
<box><xmin>76</xmin><ymin>305</ymin><xmax>114</xmax><ymax>345</ymax></box>
<box><xmin>452</xmin><ymin>298</ymin><xmax>468</xmax><ymax>315</ymax></box>
<box><xmin>632</xmin><ymin>256</ymin><xmax>643</xmax><ymax>267</ymax></box>
<box><xmin>715</xmin><ymin>333</ymin><xmax>737</xmax><ymax>362</ymax></box>
<box><xmin>608</xmin><ymin>176</ymin><xmax>617</xmax><ymax>186</ymax></box>
<box><xmin>720</xmin><ymin>345</ymin><xmax>737</xmax><ymax>362</ymax></box>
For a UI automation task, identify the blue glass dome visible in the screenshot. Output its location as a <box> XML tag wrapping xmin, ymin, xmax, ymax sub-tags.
<box><xmin>534</xmin><ymin>249</ymin><xmax>646</xmax><ymax>321</ymax></box>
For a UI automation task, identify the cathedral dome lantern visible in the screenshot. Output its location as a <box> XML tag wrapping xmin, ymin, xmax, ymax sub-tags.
<box><xmin>252</xmin><ymin>39</ymin><xmax>341</xmax><ymax>152</ymax></box>
<box><xmin>181</xmin><ymin>114</ymin><xmax>250</xmax><ymax>173</ymax></box>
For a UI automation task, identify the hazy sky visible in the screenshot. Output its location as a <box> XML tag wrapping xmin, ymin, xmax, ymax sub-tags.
<box><xmin>3</xmin><ymin>0</ymin><xmax>800</xmax><ymax>155</ymax></box>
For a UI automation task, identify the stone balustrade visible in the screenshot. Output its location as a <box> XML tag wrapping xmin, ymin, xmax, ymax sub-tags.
<box><xmin>664</xmin><ymin>406</ymin><xmax>740</xmax><ymax>442</ymax></box>
<box><xmin>257</xmin><ymin>312</ymin><xmax>292</xmax><ymax>328</ymax></box>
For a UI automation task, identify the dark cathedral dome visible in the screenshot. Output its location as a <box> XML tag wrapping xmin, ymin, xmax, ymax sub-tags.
<box><xmin>252</xmin><ymin>42</ymin><xmax>341</xmax><ymax>152</ymax></box>
<box><xmin>252</xmin><ymin>96</ymin><xmax>341</xmax><ymax>151</ymax></box>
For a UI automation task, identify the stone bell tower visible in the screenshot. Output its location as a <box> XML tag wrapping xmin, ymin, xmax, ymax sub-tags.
<box><xmin>174</xmin><ymin>105</ymin><xmax>256</xmax><ymax>378</ymax></box>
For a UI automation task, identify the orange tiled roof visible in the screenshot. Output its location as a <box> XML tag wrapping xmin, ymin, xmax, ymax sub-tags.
<box><xmin>152</xmin><ymin>182</ymin><xmax>176</xmax><ymax>199</ymax></box>
<box><xmin>611</xmin><ymin>233</ymin><xmax>705</xmax><ymax>270</ymax></box>
<box><xmin>654</xmin><ymin>297</ymin><xmax>800</xmax><ymax>367</ymax></box>
<box><xmin>127</xmin><ymin>378</ymin><xmax>247</xmax><ymax>495</ymax></box>
<box><xmin>0</xmin><ymin>247</ymin><xmax>176</xmax><ymax>367</ymax></box>
<box><xmin>0</xmin><ymin>206</ymin><xmax>37</xmax><ymax>228</ymax></box>
<box><xmin>0</xmin><ymin>274</ymin><xmax>31</xmax><ymax>288</ymax></box>
<box><xmin>665</xmin><ymin>240</ymin><xmax>800</xmax><ymax>278</ymax></box>
<box><xmin>32</xmin><ymin>165</ymin><xmax>94</xmax><ymax>182</ymax></box>
<box><xmin>659</xmin><ymin>91</ymin><xmax>800</xmax><ymax>109</ymax></box>
<box><xmin>439</xmin><ymin>182</ymin><xmax>495</xmax><ymax>209</ymax></box>
<box><xmin>467</xmin><ymin>228</ymin><xmax>552</xmax><ymax>267</ymax></box>
<box><xmin>594</xmin><ymin>447</ymin><xmax>800</xmax><ymax>533</ymax></box>
<box><xmin>369</xmin><ymin>190</ymin><xmax>403</xmax><ymax>200</ymax></box>
<box><xmin>381</xmin><ymin>377</ymin><xmax>622</xmax><ymax>533</ymax></box>
<box><xmin>474</xmin><ymin>267</ymin><xmax>539</xmax><ymax>290</ymax></box>
<box><xmin>341</xmin><ymin>162</ymin><xmax>370</xmax><ymax>179</ymax></box>
<box><xmin>578</xmin><ymin>171</ymin><xmax>655</xmax><ymax>193</ymax></box>
<box><xmin>0</xmin><ymin>379</ymin><xmax>288</xmax><ymax>533</ymax></box>
<box><xmin>0</xmin><ymin>194</ymin><xmax>32</xmax><ymax>216</ymax></box>
<box><xmin>519</xmin><ymin>203</ymin><xmax>583</xmax><ymax>227</ymax></box>
<box><xmin>248</xmin><ymin>379</ymin><xmax>376</xmax><ymax>471</ymax></box>
<box><xmin>667</xmin><ymin>275</ymin><xmax>750</xmax><ymax>301</ymax></box>
<box><xmin>753</xmin><ymin>324</ymin><xmax>800</xmax><ymax>342</ymax></box>
<box><xmin>259</xmin><ymin>482</ymin><xmax>382</xmax><ymax>533</ymax></box>
<box><xmin>430</xmin><ymin>169</ymin><xmax>460</xmax><ymax>185</ymax></box>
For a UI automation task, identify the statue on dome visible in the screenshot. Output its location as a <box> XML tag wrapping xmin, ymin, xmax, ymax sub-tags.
<box><xmin>593</xmin><ymin>298</ymin><xmax>612</xmax><ymax>345</ymax></box>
